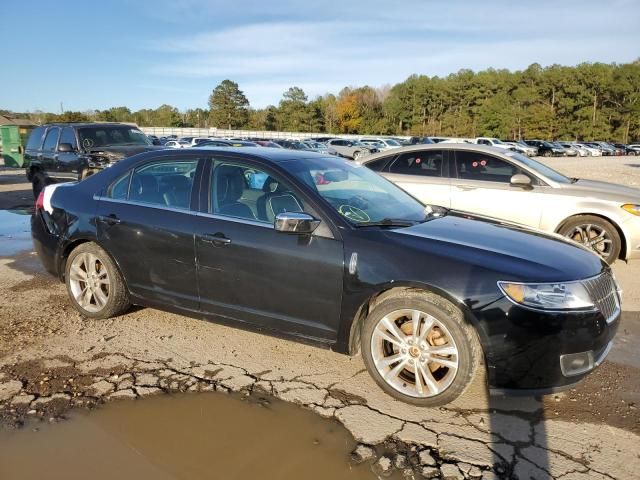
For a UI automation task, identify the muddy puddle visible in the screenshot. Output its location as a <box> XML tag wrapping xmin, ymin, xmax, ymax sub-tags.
<box><xmin>0</xmin><ymin>209</ymin><xmax>33</xmax><ymax>256</ymax></box>
<box><xmin>0</xmin><ymin>392</ymin><xmax>386</xmax><ymax>480</ymax></box>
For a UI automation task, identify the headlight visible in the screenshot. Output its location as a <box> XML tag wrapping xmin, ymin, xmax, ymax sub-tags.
<box><xmin>622</xmin><ymin>204</ymin><xmax>640</xmax><ymax>216</ymax></box>
<box><xmin>498</xmin><ymin>281</ymin><xmax>594</xmax><ymax>311</ymax></box>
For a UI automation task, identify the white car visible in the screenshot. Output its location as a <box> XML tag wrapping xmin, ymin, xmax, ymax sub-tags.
<box><xmin>357</xmin><ymin>144</ymin><xmax>640</xmax><ymax>264</ymax></box>
<box><xmin>474</xmin><ymin>137</ymin><xmax>515</xmax><ymax>151</ymax></box>
<box><xmin>360</xmin><ymin>138</ymin><xmax>403</xmax><ymax>151</ymax></box>
<box><xmin>574</xmin><ymin>143</ymin><xmax>602</xmax><ymax>156</ymax></box>
<box><xmin>163</xmin><ymin>140</ymin><xmax>184</xmax><ymax>149</ymax></box>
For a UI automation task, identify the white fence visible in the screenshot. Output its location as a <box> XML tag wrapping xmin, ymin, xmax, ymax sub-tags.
<box><xmin>139</xmin><ymin>126</ymin><xmax>402</xmax><ymax>141</ymax></box>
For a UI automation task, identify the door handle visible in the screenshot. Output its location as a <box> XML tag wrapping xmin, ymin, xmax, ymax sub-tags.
<box><xmin>201</xmin><ymin>233</ymin><xmax>232</xmax><ymax>246</ymax></box>
<box><xmin>98</xmin><ymin>214</ymin><xmax>121</xmax><ymax>225</ymax></box>
<box><xmin>454</xmin><ymin>185</ymin><xmax>476</xmax><ymax>191</ymax></box>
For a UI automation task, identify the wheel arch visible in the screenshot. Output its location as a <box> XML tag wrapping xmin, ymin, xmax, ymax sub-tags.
<box><xmin>554</xmin><ymin>212</ymin><xmax>627</xmax><ymax>260</ymax></box>
<box><xmin>346</xmin><ymin>282</ymin><xmax>488</xmax><ymax>359</ymax></box>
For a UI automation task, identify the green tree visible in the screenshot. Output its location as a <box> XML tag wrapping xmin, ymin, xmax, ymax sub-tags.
<box><xmin>208</xmin><ymin>79</ymin><xmax>250</xmax><ymax>129</ymax></box>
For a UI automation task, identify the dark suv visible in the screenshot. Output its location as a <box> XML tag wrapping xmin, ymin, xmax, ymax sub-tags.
<box><xmin>25</xmin><ymin>123</ymin><xmax>158</xmax><ymax>197</ymax></box>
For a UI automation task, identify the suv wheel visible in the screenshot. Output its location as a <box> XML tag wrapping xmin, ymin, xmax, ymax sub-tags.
<box><xmin>558</xmin><ymin>215</ymin><xmax>621</xmax><ymax>264</ymax></box>
<box><xmin>65</xmin><ymin>242</ymin><xmax>131</xmax><ymax>319</ymax></box>
<box><xmin>361</xmin><ymin>290</ymin><xmax>481</xmax><ymax>406</ymax></box>
<box><xmin>31</xmin><ymin>172</ymin><xmax>48</xmax><ymax>198</ymax></box>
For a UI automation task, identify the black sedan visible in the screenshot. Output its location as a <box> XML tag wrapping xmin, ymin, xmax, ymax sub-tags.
<box><xmin>31</xmin><ymin>147</ymin><xmax>620</xmax><ymax>405</ymax></box>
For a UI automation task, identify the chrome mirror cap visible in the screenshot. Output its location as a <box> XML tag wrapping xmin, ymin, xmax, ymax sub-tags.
<box><xmin>274</xmin><ymin>212</ymin><xmax>320</xmax><ymax>234</ymax></box>
<box><xmin>510</xmin><ymin>173</ymin><xmax>532</xmax><ymax>188</ymax></box>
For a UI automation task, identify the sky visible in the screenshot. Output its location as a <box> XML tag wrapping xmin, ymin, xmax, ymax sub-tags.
<box><xmin>3</xmin><ymin>0</ymin><xmax>639</xmax><ymax>113</ymax></box>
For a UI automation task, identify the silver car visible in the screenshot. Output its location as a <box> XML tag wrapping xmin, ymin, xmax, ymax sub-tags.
<box><xmin>326</xmin><ymin>138</ymin><xmax>377</xmax><ymax>160</ymax></box>
<box><xmin>357</xmin><ymin>144</ymin><xmax>640</xmax><ymax>263</ymax></box>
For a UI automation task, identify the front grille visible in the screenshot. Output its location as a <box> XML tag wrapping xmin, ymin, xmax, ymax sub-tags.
<box><xmin>582</xmin><ymin>272</ymin><xmax>620</xmax><ymax>324</ymax></box>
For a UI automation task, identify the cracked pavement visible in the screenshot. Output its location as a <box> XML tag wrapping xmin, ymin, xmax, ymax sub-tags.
<box><xmin>1</xmin><ymin>166</ymin><xmax>639</xmax><ymax>479</ymax></box>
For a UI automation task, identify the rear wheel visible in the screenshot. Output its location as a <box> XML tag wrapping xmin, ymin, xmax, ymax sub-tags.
<box><xmin>31</xmin><ymin>171</ymin><xmax>48</xmax><ymax>198</ymax></box>
<box><xmin>361</xmin><ymin>290</ymin><xmax>482</xmax><ymax>406</ymax></box>
<box><xmin>558</xmin><ymin>215</ymin><xmax>621</xmax><ymax>264</ymax></box>
<box><xmin>65</xmin><ymin>242</ymin><xmax>131</xmax><ymax>319</ymax></box>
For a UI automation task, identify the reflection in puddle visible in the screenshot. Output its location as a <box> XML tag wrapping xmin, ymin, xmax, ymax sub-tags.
<box><xmin>0</xmin><ymin>209</ymin><xmax>33</xmax><ymax>256</ymax></box>
<box><xmin>0</xmin><ymin>393</ymin><xmax>383</xmax><ymax>480</ymax></box>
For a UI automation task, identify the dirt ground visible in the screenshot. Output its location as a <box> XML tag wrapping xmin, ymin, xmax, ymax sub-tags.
<box><xmin>1</xmin><ymin>159</ymin><xmax>639</xmax><ymax>480</ymax></box>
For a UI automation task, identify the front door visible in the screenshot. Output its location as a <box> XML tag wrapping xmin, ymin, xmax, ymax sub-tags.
<box><xmin>56</xmin><ymin>126</ymin><xmax>81</xmax><ymax>180</ymax></box>
<box><xmin>450</xmin><ymin>150</ymin><xmax>546</xmax><ymax>228</ymax></box>
<box><xmin>96</xmin><ymin>157</ymin><xmax>201</xmax><ymax>309</ymax></box>
<box><xmin>194</xmin><ymin>157</ymin><xmax>344</xmax><ymax>342</ymax></box>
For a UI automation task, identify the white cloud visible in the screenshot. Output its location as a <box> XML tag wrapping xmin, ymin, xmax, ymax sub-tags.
<box><xmin>144</xmin><ymin>0</ymin><xmax>640</xmax><ymax>107</ymax></box>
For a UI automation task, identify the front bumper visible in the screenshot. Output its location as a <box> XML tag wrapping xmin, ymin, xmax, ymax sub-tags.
<box><xmin>477</xmin><ymin>297</ymin><xmax>619</xmax><ymax>391</ymax></box>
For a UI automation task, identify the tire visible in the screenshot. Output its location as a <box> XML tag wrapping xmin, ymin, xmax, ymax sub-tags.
<box><xmin>65</xmin><ymin>242</ymin><xmax>131</xmax><ymax>319</ymax></box>
<box><xmin>361</xmin><ymin>289</ymin><xmax>482</xmax><ymax>406</ymax></box>
<box><xmin>352</xmin><ymin>150</ymin><xmax>362</xmax><ymax>160</ymax></box>
<box><xmin>542</xmin><ymin>150</ymin><xmax>551</xmax><ymax>157</ymax></box>
<box><xmin>31</xmin><ymin>171</ymin><xmax>48</xmax><ymax>198</ymax></box>
<box><xmin>558</xmin><ymin>215</ymin><xmax>621</xmax><ymax>264</ymax></box>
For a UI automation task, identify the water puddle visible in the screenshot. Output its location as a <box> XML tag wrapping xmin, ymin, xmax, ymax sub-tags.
<box><xmin>0</xmin><ymin>209</ymin><xmax>33</xmax><ymax>256</ymax></box>
<box><xmin>0</xmin><ymin>393</ymin><xmax>385</xmax><ymax>480</ymax></box>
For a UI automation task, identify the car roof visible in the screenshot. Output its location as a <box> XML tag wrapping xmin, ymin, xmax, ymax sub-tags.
<box><xmin>40</xmin><ymin>122</ymin><xmax>137</xmax><ymax>128</ymax></box>
<box><xmin>355</xmin><ymin>143</ymin><xmax>514</xmax><ymax>164</ymax></box>
<box><xmin>187</xmin><ymin>146</ymin><xmax>328</xmax><ymax>163</ymax></box>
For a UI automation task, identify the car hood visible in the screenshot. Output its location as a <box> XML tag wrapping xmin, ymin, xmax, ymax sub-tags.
<box><xmin>83</xmin><ymin>145</ymin><xmax>162</xmax><ymax>159</ymax></box>
<box><xmin>390</xmin><ymin>212</ymin><xmax>604</xmax><ymax>282</ymax></box>
<box><xmin>563</xmin><ymin>179</ymin><xmax>640</xmax><ymax>202</ymax></box>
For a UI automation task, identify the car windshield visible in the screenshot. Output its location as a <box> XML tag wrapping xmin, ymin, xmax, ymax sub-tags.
<box><xmin>385</xmin><ymin>139</ymin><xmax>401</xmax><ymax>146</ymax></box>
<box><xmin>77</xmin><ymin>126</ymin><xmax>152</xmax><ymax>148</ymax></box>
<box><xmin>490</xmin><ymin>138</ymin><xmax>504</xmax><ymax>144</ymax></box>
<box><xmin>280</xmin><ymin>156</ymin><xmax>427</xmax><ymax>225</ymax></box>
<box><xmin>505</xmin><ymin>152</ymin><xmax>572</xmax><ymax>184</ymax></box>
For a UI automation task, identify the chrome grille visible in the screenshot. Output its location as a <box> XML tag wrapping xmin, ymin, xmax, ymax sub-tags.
<box><xmin>582</xmin><ymin>272</ymin><xmax>620</xmax><ymax>324</ymax></box>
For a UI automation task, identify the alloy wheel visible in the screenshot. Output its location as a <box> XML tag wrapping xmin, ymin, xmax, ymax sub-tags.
<box><xmin>566</xmin><ymin>223</ymin><xmax>613</xmax><ymax>261</ymax></box>
<box><xmin>370</xmin><ymin>309</ymin><xmax>459</xmax><ymax>398</ymax></box>
<box><xmin>68</xmin><ymin>252</ymin><xmax>111</xmax><ymax>313</ymax></box>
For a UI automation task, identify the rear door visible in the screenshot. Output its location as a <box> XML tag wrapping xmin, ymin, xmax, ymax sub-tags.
<box><xmin>96</xmin><ymin>155</ymin><xmax>202</xmax><ymax>309</ymax></box>
<box><xmin>41</xmin><ymin>127</ymin><xmax>61</xmax><ymax>177</ymax></box>
<box><xmin>193</xmin><ymin>155</ymin><xmax>344</xmax><ymax>342</ymax></box>
<box><xmin>450</xmin><ymin>150</ymin><xmax>545</xmax><ymax>228</ymax></box>
<box><xmin>382</xmin><ymin>149</ymin><xmax>451</xmax><ymax>208</ymax></box>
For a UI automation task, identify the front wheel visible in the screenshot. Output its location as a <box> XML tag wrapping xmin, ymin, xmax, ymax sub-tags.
<box><xmin>65</xmin><ymin>242</ymin><xmax>131</xmax><ymax>319</ymax></box>
<box><xmin>361</xmin><ymin>290</ymin><xmax>482</xmax><ymax>406</ymax></box>
<box><xmin>558</xmin><ymin>215</ymin><xmax>621</xmax><ymax>264</ymax></box>
<box><xmin>352</xmin><ymin>150</ymin><xmax>362</xmax><ymax>160</ymax></box>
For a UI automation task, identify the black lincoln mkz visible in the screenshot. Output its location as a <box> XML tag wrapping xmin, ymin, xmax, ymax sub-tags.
<box><xmin>31</xmin><ymin>147</ymin><xmax>620</xmax><ymax>405</ymax></box>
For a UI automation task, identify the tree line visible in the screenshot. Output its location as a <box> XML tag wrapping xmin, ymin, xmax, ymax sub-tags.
<box><xmin>7</xmin><ymin>61</ymin><xmax>640</xmax><ymax>142</ymax></box>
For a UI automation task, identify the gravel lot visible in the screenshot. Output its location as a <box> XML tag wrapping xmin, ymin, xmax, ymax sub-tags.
<box><xmin>0</xmin><ymin>157</ymin><xmax>639</xmax><ymax>480</ymax></box>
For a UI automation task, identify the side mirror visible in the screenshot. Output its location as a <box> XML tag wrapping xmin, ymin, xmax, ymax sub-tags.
<box><xmin>58</xmin><ymin>142</ymin><xmax>74</xmax><ymax>153</ymax></box>
<box><xmin>510</xmin><ymin>173</ymin><xmax>532</xmax><ymax>189</ymax></box>
<box><xmin>274</xmin><ymin>212</ymin><xmax>320</xmax><ymax>235</ymax></box>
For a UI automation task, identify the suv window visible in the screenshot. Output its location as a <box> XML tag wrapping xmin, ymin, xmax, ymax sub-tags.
<box><xmin>211</xmin><ymin>161</ymin><xmax>304</xmax><ymax>224</ymax></box>
<box><xmin>129</xmin><ymin>160</ymin><xmax>197</xmax><ymax>209</ymax></box>
<box><xmin>26</xmin><ymin>127</ymin><xmax>46</xmax><ymax>150</ymax></box>
<box><xmin>59</xmin><ymin>127</ymin><xmax>78</xmax><ymax>150</ymax></box>
<box><xmin>454</xmin><ymin>151</ymin><xmax>520</xmax><ymax>183</ymax></box>
<box><xmin>389</xmin><ymin>151</ymin><xmax>445</xmax><ymax>177</ymax></box>
<box><xmin>43</xmin><ymin>128</ymin><xmax>60</xmax><ymax>152</ymax></box>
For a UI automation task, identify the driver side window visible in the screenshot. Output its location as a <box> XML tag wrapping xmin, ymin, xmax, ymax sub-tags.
<box><xmin>210</xmin><ymin>161</ymin><xmax>305</xmax><ymax>224</ymax></box>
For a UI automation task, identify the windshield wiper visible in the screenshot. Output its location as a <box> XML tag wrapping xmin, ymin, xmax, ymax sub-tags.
<box><xmin>354</xmin><ymin>218</ymin><xmax>416</xmax><ymax>228</ymax></box>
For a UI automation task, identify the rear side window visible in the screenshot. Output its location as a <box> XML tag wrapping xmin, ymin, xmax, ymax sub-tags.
<box><xmin>43</xmin><ymin>128</ymin><xmax>60</xmax><ymax>152</ymax></box>
<box><xmin>388</xmin><ymin>151</ymin><xmax>445</xmax><ymax>177</ymax></box>
<box><xmin>108</xmin><ymin>173</ymin><xmax>130</xmax><ymax>200</ymax></box>
<box><xmin>454</xmin><ymin>151</ymin><xmax>519</xmax><ymax>183</ymax></box>
<box><xmin>26</xmin><ymin>127</ymin><xmax>46</xmax><ymax>150</ymax></box>
<box><xmin>129</xmin><ymin>160</ymin><xmax>198</xmax><ymax>209</ymax></box>
<box><xmin>364</xmin><ymin>156</ymin><xmax>394</xmax><ymax>172</ymax></box>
